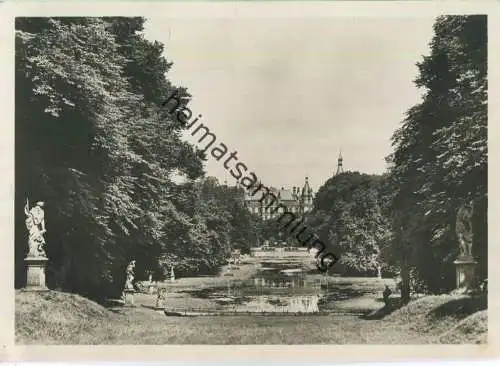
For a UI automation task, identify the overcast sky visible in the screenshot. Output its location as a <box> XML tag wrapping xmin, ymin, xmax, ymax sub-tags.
<box><xmin>143</xmin><ymin>16</ymin><xmax>436</xmax><ymax>191</ymax></box>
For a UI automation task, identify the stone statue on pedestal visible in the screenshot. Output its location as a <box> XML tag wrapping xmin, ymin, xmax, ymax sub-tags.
<box><xmin>24</xmin><ymin>199</ymin><xmax>47</xmax><ymax>258</ymax></box>
<box><xmin>122</xmin><ymin>260</ymin><xmax>136</xmax><ymax>305</ymax></box>
<box><xmin>24</xmin><ymin>198</ymin><xmax>49</xmax><ymax>290</ymax></box>
<box><xmin>124</xmin><ymin>260</ymin><xmax>136</xmax><ymax>291</ymax></box>
<box><xmin>454</xmin><ymin>200</ymin><xmax>477</xmax><ymax>291</ymax></box>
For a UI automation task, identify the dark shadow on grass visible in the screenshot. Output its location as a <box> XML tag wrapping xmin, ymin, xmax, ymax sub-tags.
<box><xmin>428</xmin><ymin>294</ymin><xmax>487</xmax><ymax>320</ymax></box>
<box><xmin>141</xmin><ymin>304</ymin><xmax>161</xmax><ymax>310</ymax></box>
<box><xmin>164</xmin><ymin>311</ymin><xmax>186</xmax><ymax>317</ymax></box>
<box><xmin>103</xmin><ymin>298</ymin><xmax>125</xmax><ymax>308</ymax></box>
<box><xmin>359</xmin><ymin>297</ymin><xmax>402</xmax><ymax>320</ymax></box>
<box><xmin>107</xmin><ymin>308</ymin><xmax>126</xmax><ymax>314</ymax></box>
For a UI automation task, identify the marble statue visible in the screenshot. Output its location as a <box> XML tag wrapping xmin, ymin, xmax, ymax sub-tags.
<box><xmin>120</xmin><ymin>260</ymin><xmax>137</xmax><ymax>304</ymax></box>
<box><xmin>456</xmin><ymin>200</ymin><xmax>474</xmax><ymax>258</ymax></box>
<box><xmin>124</xmin><ymin>260</ymin><xmax>136</xmax><ymax>291</ymax></box>
<box><xmin>24</xmin><ymin>199</ymin><xmax>47</xmax><ymax>257</ymax></box>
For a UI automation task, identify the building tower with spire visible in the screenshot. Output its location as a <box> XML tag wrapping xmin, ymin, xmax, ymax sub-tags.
<box><xmin>336</xmin><ymin>150</ymin><xmax>344</xmax><ymax>175</ymax></box>
<box><xmin>300</xmin><ymin>176</ymin><xmax>313</xmax><ymax>214</ymax></box>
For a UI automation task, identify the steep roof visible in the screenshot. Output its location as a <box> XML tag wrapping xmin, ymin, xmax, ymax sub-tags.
<box><xmin>278</xmin><ymin>188</ymin><xmax>295</xmax><ymax>201</ymax></box>
<box><xmin>301</xmin><ymin>177</ymin><xmax>311</xmax><ymax>196</ymax></box>
<box><xmin>244</xmin><ymin>186</ymin><xmax>297</xmax><ymax>202</ymax></box>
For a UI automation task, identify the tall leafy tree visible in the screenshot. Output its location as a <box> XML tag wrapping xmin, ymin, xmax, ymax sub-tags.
<box><xmin>387</xmin><ymin>15</ymin><xmax>487</xmax><ymax>301</ymax></box>
<box><xmin>16</xmin><ymin>17</ymin><xmax>143</xmax><ymax>297</ymax></box>
<box><xmin>306</xmin><ymin>172</ymin><xmax>392</xmax><ymax>276</ymax></box>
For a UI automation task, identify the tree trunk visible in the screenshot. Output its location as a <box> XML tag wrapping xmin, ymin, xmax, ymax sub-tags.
<box><xmin>401</xmin><ymin>247</ymin><xmax>410</xmax><ymax>305</ymax></box>
<box><xmin>52</xmin><ymin>240</ymin><xmax>72</xmax><ymax>291</ymax></box>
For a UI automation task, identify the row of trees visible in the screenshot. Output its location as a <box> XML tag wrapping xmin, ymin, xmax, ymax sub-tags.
<box><xmin>15</xmin><ymin>17</ymin><xmax>259</xmax><ymax>300</ymax></box>
<box><xmin>302</xmin><ymin>15</ymin><xmax>487</xmax><ymax>299</ymax></box>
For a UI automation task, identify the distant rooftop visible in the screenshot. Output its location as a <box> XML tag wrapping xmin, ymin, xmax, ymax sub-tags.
<box><xmin>245</xmin><ymin>186</ymin><xmax>297</xmax><ymax>202</ymax></box>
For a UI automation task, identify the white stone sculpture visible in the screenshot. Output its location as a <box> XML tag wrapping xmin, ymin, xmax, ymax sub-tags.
<box><xmin>24</xmin><ymin>199</ymin><xmax>47</xmax><ymax>257</ymax></box>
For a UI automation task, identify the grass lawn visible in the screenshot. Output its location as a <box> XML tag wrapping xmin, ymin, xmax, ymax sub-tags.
<box><xmin>16</xmin><ymin>290</ymin><xmax>424</xmax><ymax>344</ymax></box>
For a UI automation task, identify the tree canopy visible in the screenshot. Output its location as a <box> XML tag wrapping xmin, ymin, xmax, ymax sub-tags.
<box><xmin>386</xmin><ymin>15</ymin><xmax>487</xmax><ymax>297</ymax></box>
<box><xmin>306</xmin><ymin>172</ymin><xmax>392</xmax><ymax>276</ymax></box>
<box><xmin>15</xmin><ymin>17</ymin><xmax>259</xmax><ymax>299</ymax></box>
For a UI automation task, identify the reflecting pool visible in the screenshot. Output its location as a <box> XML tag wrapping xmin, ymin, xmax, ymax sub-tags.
<box><xmin>186</xmin><ymin>261</ymin><xmax>326</xmax><ymax>313</ymax></box>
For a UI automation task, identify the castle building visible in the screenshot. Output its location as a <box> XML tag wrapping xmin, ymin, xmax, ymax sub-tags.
<box><xmin>242</xmin><ymin>151</ymin><xmax>344</xmax><ymax>221</ymax></box>
<box><xmin>243</xmin><ymin>177</ymin><xmax>314</xmax><ymax>221</ymax></box>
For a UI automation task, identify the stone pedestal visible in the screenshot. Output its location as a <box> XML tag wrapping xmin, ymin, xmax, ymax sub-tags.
<box><xmin>454</xmin><ymin>256</ymin><xmax>477</xmax><ymax>290</ymax></box>
<box><xmin>123</xmin><ymin>289</ymin><xmax>135</xmax><ymax>306</ymax></box>
<box><xmin>24</xmin><ymin>256</ymin><xmax>49</xmax><ymax>290</ymax></box>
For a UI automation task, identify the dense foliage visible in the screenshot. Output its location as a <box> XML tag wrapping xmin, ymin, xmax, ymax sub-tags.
<box><xmin>386</xmin><ymin>15</ymin><xmax>487</xmax><ymax>300</ymax></box>
<box><xmin>305</xmin><ymin>172</ymin><xmax>393</xmax><ymax>276</ymax></box>
<box><xmin>15</xmin><ymin>17</ymin><xmax>259</xmax><ymax>299</ymax></box>
<box><xmin>301</xmin><ymin>15</ymin><xmax>487</xmax><ymax>292</ymax></box>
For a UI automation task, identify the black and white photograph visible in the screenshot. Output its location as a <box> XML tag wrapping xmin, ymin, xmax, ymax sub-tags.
<box><xmin>2</xmin><ymin>0</ymin><xmax>495</xmax><ymax>353</ymax></box>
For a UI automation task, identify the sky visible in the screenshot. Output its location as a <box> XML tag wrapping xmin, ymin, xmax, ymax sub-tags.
<box><xmin>143</xmin><ymin>16</ymin><xmax>436</xmax><ymax>192</ymax></box>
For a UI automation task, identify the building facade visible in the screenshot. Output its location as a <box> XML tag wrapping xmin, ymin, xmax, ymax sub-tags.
<box><xmin>242</xmin><ymin>151</ymin><xmax>345</xmax><ymax>221</ymax></box>
<box><xmin>244</xmin><ymin>177</ymin><xmax>314</xmax><ymax>221</ymax></box>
